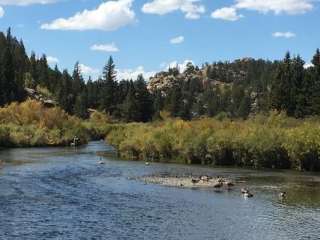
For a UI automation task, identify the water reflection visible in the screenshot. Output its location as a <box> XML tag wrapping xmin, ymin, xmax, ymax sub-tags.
<box><xmin>0</xmin><ymin>142</ymin><xmax>319</xmax><ymax>240</ymax></box>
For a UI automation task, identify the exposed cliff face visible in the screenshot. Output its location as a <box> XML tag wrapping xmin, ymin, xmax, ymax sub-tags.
<box><xmin>24</xmin><ymin>88</ymin><xmax>57</xmax><ymax>107</ymax></box>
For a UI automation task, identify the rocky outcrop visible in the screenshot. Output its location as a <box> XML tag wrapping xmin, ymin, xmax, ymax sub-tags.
<box><xmin>147</xmin><ymin>59</ymin><xmax>249</xmax><ymax>94</ymax></box>
<box><xmin>25</xmin><ymin>88</ymin><xmax>57</xmax><ymax>107</ymax></box>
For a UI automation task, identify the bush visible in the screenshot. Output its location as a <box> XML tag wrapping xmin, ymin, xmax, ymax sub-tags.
<box><xmin>0</xmin><ymin>100</ymin><xmax>89</xmax><ymax>147</ymax></box>
<box><xmin>105</xmin><ymin>113</ymin><xmax>320</xmax><ymax>171</ymax></box>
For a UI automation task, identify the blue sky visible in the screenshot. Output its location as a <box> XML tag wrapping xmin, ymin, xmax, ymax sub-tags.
<box><xmin>0</xmin><ymin>0</ymin><xmax>319</xmax><ymax>80</ymax></box>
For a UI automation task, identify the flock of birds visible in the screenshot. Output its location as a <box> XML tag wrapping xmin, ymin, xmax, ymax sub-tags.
<box><xmin>97</xmin><ymin>160</ymin><xmax>287</xmax><ymax>200</ymax></box>
<box><xmin>193</xmin><ymin>175</ymin><xmax>287</xmax><ymax>199</ymax></box>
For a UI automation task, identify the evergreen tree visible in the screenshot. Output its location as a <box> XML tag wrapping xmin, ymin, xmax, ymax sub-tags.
<box><xmin>57</xmin><ymin>70</ymin><xmax>73</xmax><ymax>113</ymax></box>
<box><xmin>153</xmin><ymin>90</ymin><xmax>164</xmax><ymax>120</ymax></box>
<box><xmin>237</xmin><ymin>94</ymin><xmax>251</xmax><ymax>119</ymax></box>
<box><xmin>72</xmin><ymin>62</ymin><xmax>84</xmax><ymax>95</ymax></box>
<box><xmin>165</xmin><ymin>86</ymin><xmax>182</xmax><ymax>117</ymax></box>
<box><xmin>37</xmin><ymin>55</ymin><xmax>49</xmax><ymax>87</ymax></box>
<box><xmin>311</xmin><ymin>49</ymin><xmax>320</xmax><ymax>114</ymax></box>
<box><xmin>122</xmin><ymin>81</ymin><xmax>139</xmax><ymax>122</ymax></box>
<box><xmin>74</xmin><ymin>90</ymin><xmax>88</xmax><ymax>119</ymax></box>
<box><xmin>271</xmin><ymin>52</ymin><xmax>292</xmax><ymax>114</ymax></box>
<box><xmin>291</xmin><ymin>55</ymin><xmax>306</xmax><ymax>117</ymax></box>
<box><xmin>101</xmin><ymin>56</ymin><xmax>117</xmax><ymax>114</ymax></box>
<box><xmin>134</xmin><ymin>75</ymin><xmax>154</xmax><ymax>122</ymax></box>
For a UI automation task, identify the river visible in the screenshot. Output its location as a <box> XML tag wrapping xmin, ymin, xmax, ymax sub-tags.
<box><xmin>0</xmin><ymin>141</ymin><xmax>319</xmax><ymax>240</ymax></box>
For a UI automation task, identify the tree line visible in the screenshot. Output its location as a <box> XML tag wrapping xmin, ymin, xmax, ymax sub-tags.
<box><xmin>1</xmin><ymin>29</ymin><xmax>320</xmax><ymax>122</ymax></box>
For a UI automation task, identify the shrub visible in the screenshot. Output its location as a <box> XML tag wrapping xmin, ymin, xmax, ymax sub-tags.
<box><xmin>105</xmin><ymin>113</ymin><xmax>320</xmax><ymax>171</ymax></box>
<box><xmin>0</xmin><ymin>100</ymin><xmax>89</xmax><ymax>147</ymax></box>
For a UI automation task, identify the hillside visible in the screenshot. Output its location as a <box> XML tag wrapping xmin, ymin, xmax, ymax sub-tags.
<box><xmin>1</xmin><ymin>29</ymin><xmax>320</xmax><ymax>121</ymax></box>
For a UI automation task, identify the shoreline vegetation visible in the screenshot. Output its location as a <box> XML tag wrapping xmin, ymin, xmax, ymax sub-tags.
<box><xmin>0</xmin><ymin>100</ymin><xmax>89</xmax><ymax>147</ymax></box>
<box><xmin>1</xmin><ymin>30</ymin><xmax>320</xmax><ymax>172</ymax></box>
<box><xmin>1</xmin><ymin>100</ymin><xmax>320</xmax><ymax>172</ymax></box>
<box><xmin>105</xmin><ymin>112</ymin><xmax>320</xmax><ymax>172</ymax></box>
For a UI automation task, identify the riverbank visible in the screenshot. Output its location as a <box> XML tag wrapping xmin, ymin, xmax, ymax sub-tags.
<box><xmin>106</xmin><ymin>113</ymin><xmax>320</xmax><ymax>171</ymax></box>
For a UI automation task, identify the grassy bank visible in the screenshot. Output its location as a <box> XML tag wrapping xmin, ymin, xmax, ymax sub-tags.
<box><xmin>106</xmin><ymin>113</ymin><xmax>320</xmax><ymax>171</ymax></box>
<box><xmin>0</xmin><ymin>100</ymin><xmax>89</xmax><ymax>147</ymax></box>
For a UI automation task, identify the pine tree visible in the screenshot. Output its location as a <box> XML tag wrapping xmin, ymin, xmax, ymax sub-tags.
<box><xmin>74</xmin><ymin>90</ymin><xmax>88</xmax><ymax>119</ymax></box>
<box><xmin>101</xmin><ymin>56</ymin><xmax>117</xmax><ymax>114</ymax></box>
<box><xmin>237</xmin><ymin>94</ymin><xmax>251</xmax><ymax>119</ymax></box>
<box><xmin>122</xmin><ymin>81</ymin><xmax>139</xmax><ymax>122</ymax></box>
<box><xmin>291</xmin><ymin>55</ymin><xmax>306</xmax><ymax>117</ymax></box>
<box><xmin>165</xmin><ymin>86</ymin><xmax>182</xmax><ymax>117</ymax></box>
<box><xmin>37</xmin><ymin>54</ymin><xmax>49</xmax><ymax>87</ymax></box>
<box><xmin>311</xmin><ymin>49</ymin><xmax>320</xmax><ymax>114</ymax></box>
<box><xmin>57</xmin><ymin>70</ymin><xmax>73</xmax><ymax>113</ymax></box>
<box><xmin>153</xmin><ymin>90</ymin><xmax>164</xmax><ymax>120</ymax></box>
<box><xmin>72</xmin><ymin>62</ymin><xmax>84</xmax><ymax>95</ymax></box>
<box><xmin>271</xmin><ymin>52</ymin><xmax>292</xmax><ymax>114</ymax></box>
<box><xmin>134</xmin><ymin>74</ymin><xmax>154</xmax><ymax>122</ymax></box>
<box><xmin>2</xmin><ymin>43</ymin><xmax>17</xmax><ymax>103</ymax></box>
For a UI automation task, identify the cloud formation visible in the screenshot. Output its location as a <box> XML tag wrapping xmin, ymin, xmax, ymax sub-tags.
<box><xmin>0</xmin><ymin>7</ymin><xmax>4</xmax><ymax>18</ymax></box>
<box><xmin>41</xmin><ymin>0</ymin><xmax>135</xmax><ymax>31</ymax></box>
<box><xmin>212</xmin><ymin>0</ymin><xmax>314</xmax><ymax>22</ymax></box>
<box><xmin>170</xmin><ymin>36</ymin><xmax>184</xmax><ymax>44</ymax></box>
<box><xmin>166</xmin><ymin>59</ymin><xmax>194</xmax><ymax>72</ymax></box>
<box><xmin>234</xmin><ymin>0</ymin><xmax>313</xmax><ymax>15</ymax></box>
<box><xmin>79</xmin><ymin>63</ymin><xmax>99</xmax><ymax>77</ymax></box>
<box><xmin>211</xmin><ymin>7</ymin><xmax>243</xmax><ymax>21</ymax></box>
<box><xmin>47</xmin><ymin>56</ymin><xmax>59</xmax><ymax>65</ymax></box>
<box><xmin>142</xmin><ymin>0</ymin><xmax>205</xmax><ymax>19</ymax></box>
<box><xmin>304</xmin><ymin>63</ymin><xmax>313</xmax><ymax>69</ymax></box>
<box><xmin>91</xmin><ymin>43</ymin><xmax>119</xmax><ymax>52</ymax></box>
<box><xmin>0</xmin><ymin>0</ymin><xmax>57</xmax><ymax>5</ymax></box>
<box><xmin>272</xmin><ymin>31</ymin><xmax>296</xmax><ymax>38</ymax></box>
<box><xmin>117</xmin><ymin>66</ymin><xmax>156</xmax><ymax>80</ymax></box>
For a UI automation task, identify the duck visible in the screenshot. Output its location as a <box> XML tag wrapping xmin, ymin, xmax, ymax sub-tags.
<box><xmin>200</xmin><ymin>175</ymin><xmax>210</xmax><ymax>182</ymax></box>
<box><xmin>213</xmin><ymin>181</ymin><xmax>224</xmax><ymax>188</ymax></box>
<box><xmin>243</xmin><ymin>192</ymin><xmax>254</xmax><ymax>198</ymax></box>
<box><xmin>191</xmin><ymin>178</ymin><xmax>200</xmax><ymax>184</ymax></box>
<box><xmin>279</xmin><ymin>192</ymin><xmax>287</xmax><ymax>199</ymax></box>
<box><xmin>145</xmin><ymin>162</ymin><xmax>150</xmax><ymax>166</ymax></box>
<box><xmin>225</xmin><ymin>181</ymin><xmax>235</xmax><ymax>187</ymax></box>
<box><xmin>241</xmin><ymin>188</ymin><xmax>249</xmax><ymax>194</ymax></box>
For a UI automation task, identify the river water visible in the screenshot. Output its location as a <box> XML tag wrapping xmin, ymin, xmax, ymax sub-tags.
<box><xmin>0</xmin><ymin>141</ymin><xmax>319</xmax><ymax>240</ymax></box>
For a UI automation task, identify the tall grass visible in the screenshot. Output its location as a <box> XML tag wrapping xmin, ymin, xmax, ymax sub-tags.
<box><xmin>0</xmin><ymin>100</ymin><xmax>89</xmax><ymax>147</ymax></box>
<box><xmin>106</xmin><ymin>112</ymin><xmax>320</xmax><ymax>171</ymax></box>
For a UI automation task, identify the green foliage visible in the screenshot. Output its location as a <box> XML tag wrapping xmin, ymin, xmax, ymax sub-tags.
<box><xmin>1</xmin><ymin>29</ymin><xmax>320</xmax><ymax>123</ymax></box>
<box><xmin>84</xmin><ymin>111</ymin><xmax>114</xmax><ymax>140</ymax></box>
<box><xmin>106</xmin><ymin>114</ymin><xmax>320</xmax><ymax>171</ymax></box>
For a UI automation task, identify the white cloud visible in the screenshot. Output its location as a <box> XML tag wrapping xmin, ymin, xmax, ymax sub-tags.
<box><xmin>142</xmin><ymin>0</ymin><xmax>205</xmax><ymax>19</ymax></box>
<box><xmin>211</xmin><ymin>7</ymin><xmax>243</xmax><ymax>21</ymax></box>
<box><xmin>117</xmin><ymin>66</ymin><xmax>156</xmax><ymax>80</ymax></box>
<box><xmin>272</xmin><ymin>31</ymin><xmax>296</xmax><ymax>38</ymax></box>
<box><xmin>0</xmin><ymin>0</ymin><xmax>57</xmax><ymax>5</ymax></box>
<box><xmin>0</xmin><ymin>7</ymin><xmax>4</xmax><ymax>18</ymax></box>
<box><xmin>170</xmin><ymin>36</ymin><xmax>184</xmax><ymax>44</ymax></box>
<box><xmin>166</xmin><ymin>59</ymin><xmax>194</xmax><ymax>72</ymax></box>
<box><xmin>234</xmin><ymin>0</ymin><xmax>313</xmax><ymax>15</ymax></box>
<box><xmin>304</xmin><ymin>63</ymin><xmax>314</xmax><ymax>69</ymax></box>
<box><xmin>91</xmin><ymin>43</ymin><xmax>119</xmax><ymax>52</ymax></box>
<box><xmin>79</xmin><ymin>64</ymin><xmax>100</xmax><ymax>78</ymax></box>
<box><xmin>47</xmin><ymin>56</ymin><xmax>59</xmax><ymax>65</ymax></box>
<box><xmin>41</xmin><ymin>0</ymin><xmax>135</xmax><ymax>31</ymax></box>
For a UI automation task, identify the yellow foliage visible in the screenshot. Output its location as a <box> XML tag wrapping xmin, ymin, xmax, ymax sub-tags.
<box><xmin>106</xmin><ymin>114</ymin><xmax>320</xmax><ymax>171</ymax></box>
<box><xmin>0</xmin><ymin>100</ymin><xmax>88</xmax><ymax>147</ymax></box>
